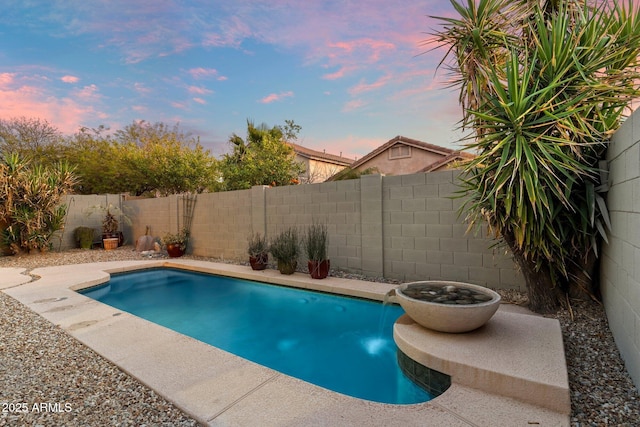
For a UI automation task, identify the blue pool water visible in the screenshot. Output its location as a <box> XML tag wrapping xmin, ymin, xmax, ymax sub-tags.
<box><xmin>80</xmin><ymin>268</ymin><xmax>433</xmax><ymax>404</ymax></box>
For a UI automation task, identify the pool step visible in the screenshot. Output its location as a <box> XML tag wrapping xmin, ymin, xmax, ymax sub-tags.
<box><xmin>393</xmin><ymin>305</ymin><xmax>571</xmax><ymax>414</ymax></box>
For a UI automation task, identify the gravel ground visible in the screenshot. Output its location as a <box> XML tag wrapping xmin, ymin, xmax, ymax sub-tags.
<box><xmin>1</xmin><ymin>246</ymin><xmax>639</xmax><ymax>426</ymax></box>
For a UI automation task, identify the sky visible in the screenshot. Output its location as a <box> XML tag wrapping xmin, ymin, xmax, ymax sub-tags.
<box><xmin>0</xmin><ymin>1</ymin><xmax>466</xmax><ymax>160</ymax></box>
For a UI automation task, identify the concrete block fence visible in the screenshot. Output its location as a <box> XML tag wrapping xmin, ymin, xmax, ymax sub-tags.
<box><xmin>601</xmin><ymin>110</ymin><xmax>640</xmax><ymax>388</ymax></box>
<box><xmin>56</xmin><ymin>194</ymin><xmax>126</xmax><ymax>251</ymax></box>
<box><xmin>58</xmin><ymin>171</ymin><xmax>526</xmax><ymax>291</ymax></box>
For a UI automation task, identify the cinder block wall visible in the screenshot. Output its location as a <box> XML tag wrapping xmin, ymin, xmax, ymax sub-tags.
<box><xmin>57</xmin><ymin>194</ymin><xmax>125</xmax><ymax>250</ymax></box>
<box><xmin>264</xmin><ymin>179</ymin><xmax>363</xmax><ymax>271</ymax></box>
<box><xmin>601</xmin><ymin>111</ymin><xmax>640</xmax><ymax>389</ymax></box>
<box><xmin>126</xmin><ymin>196</ymin><xmax>172</xmax><ymax>247</ymax></box>
<box><xmin>61</xmin><ymin>172</ymin><xmax>524</xmax><ymax>290</ymax></box>
<box><xmin>190</xmin><ymin>189</ymin><xmax>253</xmax><ymax>260</ymax></box>
<box><xmin>381</xmin><ymin>171</ymin><xmax>525</xmax><ymax>288</ymax></box>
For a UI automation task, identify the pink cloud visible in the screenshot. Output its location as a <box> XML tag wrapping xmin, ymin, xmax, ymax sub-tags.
<box><xmin>342</xmin><ymin>99</ymin><xmax>366</xmax><ymax>112</ymax></box>
<box><xmin>306</xmin><ymin>135</ymin><xmax>381</xmax><ymax>160</ymax></box>
<box><xmin>0</xmin><ymin>73</ymin><xmax>16</xmax><ymax>87</ymax></box>
<box><xmin>188</xmin><ymin>85</ymin><xmax>213</xmax><ymax>95</ymax></box>
<box><xmin>322</xmin><ymin>66</ymin><xmax>355</xmax><ymax>80</ymax></box>
<box><xmin>202</xmin><ymin>16</ymin><xmax>252</xmax><ymax>49</ymax></box>
<box><xmin>170</xmin><ymin>101</ymin><xmax>188</xmax><ymax>109</ymax></box>
<box><xmin>134</xmin><ymin>82</ymin><xmax>152</xmax><ymax>95</ymax></box>
<box><xmin>193</xmin><ymin>97</ymin><xmax>207</xmax><ymax>105</ymax></box>
<box><xmin>328</xmin><ymin>39</ymin><xmax>395</xmax><ymax>62</ymax></box>
<box><xmin>259</xmin><ymin>91</ymin><xmax>294</xmax><ymax>104</ymax></box>
<box><xmin>0</xmin><ymin>72</ymin><xmax>106</xmax><ymax>133</ymax></box>
<box><xmin>348</xmin><ymin>74</ymin><xmax>392</xmax><ymax>95</ymax></box>
<box><xmin>74</xmin><ymin>84</ymin><xmax>100</xmax><ymax>100</ymax></box>
<box><xmin>187</xmin><ymin>67</ymin><xmax>226</xmax><ymax>80</ymax></box>
<box><xmin>61</xmin><ymin>75</ymin><xmax>79</xmax><ymax>83</ymax></box>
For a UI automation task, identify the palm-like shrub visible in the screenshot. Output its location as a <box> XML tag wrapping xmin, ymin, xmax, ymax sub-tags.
<box><xmin>0</xmin><ymin>153</ymin><xmax>77</xmax><ymax>253</ymax></box>
<box><xmin>431</xmin><ymin>0</ymin><xmax>640</xmax><ymax>312</ymax></box>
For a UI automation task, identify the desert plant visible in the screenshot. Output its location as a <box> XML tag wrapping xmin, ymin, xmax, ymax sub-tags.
<box><xmin>0</xmin><ymin>152</ymin><xmax>77</xmax><ymax>253</ymax></box>
<box><xmin>304</xmin><ymin>222</ymin><xmax>330</xmax><ymax>279</ymax></box>
<box><xmin>270</xmin><ymin>227</ymin><xmax>300</xmax><ymax>274</ymax></box>
<box><xmin>247</xmin><ymin>232</ymin><xmax>269</xmax><ymax>257</ymax></box>
<box><xmin>430</xmin><ymin>0</ymin><xmax>640</xmax><ymax>312</ymax></box>
<box><xmin>247</xmin><ymin>232</ymin><xmax>269</xmax><ymax>270</ymax></box>
<box><xmin>304</xmin><ymin>222</ymin><xmax>328</xmax><ymax>262</ymax></box>
<box><xmin>74</xmin><ymin>226</ymin><xmax>95</xmax><ymax>249</ymax></box>
<box><xmin>162</xmin><ymin>229</ymin><xmax>189</xmax><ymax>252</ymax></box>
<box><xmin>102</xmin><ymin>209</ymin><xmax>119</xmax><ymax>235</ymax></box>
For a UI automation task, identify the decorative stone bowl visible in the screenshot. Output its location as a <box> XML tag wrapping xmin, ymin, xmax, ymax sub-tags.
<box><xmin>386</xmin><ymin>281</ymin><xmax>501</xmax><ymax>333</ymax></box>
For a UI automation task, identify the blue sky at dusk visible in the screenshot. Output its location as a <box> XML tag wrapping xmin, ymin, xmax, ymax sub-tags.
<box><xmin>0</xmin><ymin>1</ymin><xmax>464</xmax><ymax>159</ymax></box>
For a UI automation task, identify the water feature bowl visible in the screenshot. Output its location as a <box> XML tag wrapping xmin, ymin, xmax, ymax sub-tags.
<box><xmin>387</xmin><ymin>281</ymin><xmax>501</xmax><ymax>333</ymax></box>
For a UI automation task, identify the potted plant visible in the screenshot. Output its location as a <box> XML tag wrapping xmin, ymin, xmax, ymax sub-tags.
<box><xmin>102</xmin><ymin>209</ymin><xmax>119</xmax><ymax>250</ymax></box>
<box><xmin>270</xmin><ymin>227</ymin><xmax>300</xmax><ymax>275</ymax></box>
<box><xmin>74</xmin><ymin>226</ymin><xmax>95</xmax><ymax>250</ymax></box>
<box><xmin>162</xmin><ymin>229</ymin><xmax>189</xmax><ymax>258</ymax></box>
<box><xmin>304</xmin><ymin>222</ymin><xmax>330</xmax><ymax>279</ymax></box>
<box><xmin>247</xmin><ymin>232</ymin><xmax>269</xmax><ymax>270</ymax></box>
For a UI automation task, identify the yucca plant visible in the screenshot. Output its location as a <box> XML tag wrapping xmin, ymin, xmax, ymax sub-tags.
<box><xmin>431</xmin><ymin>0</ymin><xmax>640</xmax><ymax>312</ymax></box>
<box><xmin>0</xmin><ymin>153</ymin><xmax>77</xmax><ymax>253</ymax></box>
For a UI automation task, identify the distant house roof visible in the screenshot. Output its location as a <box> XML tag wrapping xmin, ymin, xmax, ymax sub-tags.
<box><xmin>420</xmin><ymin>151</ymin><xmax>474</xmax><ymax>172</ymax></box>
<box><xmin>289</xmin><ymin>143</ymin><xmax>354</xmax><ymax>166</ymax></box>
<box><xmin>349</xmin><ymin>135</ymin><xmax>471</xmax><ymax>171</ymax></box>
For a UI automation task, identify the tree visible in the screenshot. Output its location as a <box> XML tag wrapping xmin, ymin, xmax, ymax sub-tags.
<box><xmin>0</xmin><ymin>117</ymin><xmax>65</xmax><ymax>166</ymax></box>
<box><xmin>327</xmin><ymin>166</ymin><xmax>380</xmax><ymax>181</ymax></box>
<box><xmin>220</xmin><ymin>120</ymin><xmax>305</xmax><ymax>191</ymax></box>
<box><xmin>67</xmin><ymin>121</ymin><xmax>221</xmax><ymax>196</ymax></box>
<box><xmin>431</xmin><ymin>0</ymin><xmax>640</xmax><ymax>312</ymax></box>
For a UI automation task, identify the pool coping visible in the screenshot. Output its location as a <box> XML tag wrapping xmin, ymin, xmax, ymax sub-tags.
<box><xmin>1</xmin><ymin>260</ymin><xmax>570</xmax><ymax>426</ymax></box>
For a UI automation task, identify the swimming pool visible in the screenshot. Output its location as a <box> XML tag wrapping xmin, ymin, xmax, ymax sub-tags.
<box><xmin>80</xmin><ymin>268</ymin><xmax>433</xmax><ymax>404</ymax></box>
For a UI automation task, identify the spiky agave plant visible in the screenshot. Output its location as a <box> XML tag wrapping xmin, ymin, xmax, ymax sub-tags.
<box><xmin>430</xmin><ymin>0</ymin><xmax>640</xmax><ymax>312</ymax></box>
<box><xmin>0</xmin><ymin>153</ymin><xmax>77</xmax><ymax>253</ymax></box>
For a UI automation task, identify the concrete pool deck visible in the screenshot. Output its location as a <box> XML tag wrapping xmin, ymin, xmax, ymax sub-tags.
<box><xmin>1</xmin><ymin>260</ymin><xmax>570</xmax><ymax>426</ymax></box>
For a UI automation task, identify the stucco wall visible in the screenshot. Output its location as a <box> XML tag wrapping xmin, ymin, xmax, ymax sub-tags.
<box><xmin>601</xmin><ymin>111</ymin><xmax>640</xmax><ymax>388</ymax></box>
<box><xmin>355</xmin><ymin>145</ymin><xmax>443</xmax><ymax>176</ymax></box>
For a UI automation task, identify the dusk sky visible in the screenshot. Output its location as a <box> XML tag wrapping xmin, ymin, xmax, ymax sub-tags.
<box><xmin>1</xmin><ymin>1</ymin><xmax>465</xmax><ymax>159</ymax></box>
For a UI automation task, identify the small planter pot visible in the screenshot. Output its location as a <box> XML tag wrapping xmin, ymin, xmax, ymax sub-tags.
<box><xmin>166</xmin><ymin>244</ymin><xmax>185</xmax><ymax>258</ymax></box>
<box><xmin>249</xmin><ymin>253</ymin><xmax>269</xmax><ymax>270</ymax></box>
<box><xmin>102</xmin><ymin>232</ymin><xmax>124</xmax><ymax>247</ymax></box>
<box><xmin>103</xmin><ymin>238</ymin><xmax>119</xmax><ymax>251</ymax></box>
<box><xmin>277</xmin><ymin>260</ymin><xmax>297</xmax><ymax>275</ymax></box>
<box><xmin>308</xmin><ymin>259</ymin><xmax>330</xmax><ymax>279</ymax></box>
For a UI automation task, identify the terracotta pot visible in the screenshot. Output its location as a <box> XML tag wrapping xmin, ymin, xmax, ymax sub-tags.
<box><xmin>277</xmin><ymin>259</ymin><xmax>297</xmax><ymax>275</ymax></box>
<box><xmin>166</xmin><ymin>244</ymin><xmax>185</xmax><ymax>258</ymax></box>
<box><xmin>249</xmin><ymin>253</ymin><xmax>268</xmax><ymax>270</ymax></box>
<box><xmin>308</xmin><ymin>259</ymin><xmax>330</xmax><ymax>279</ymax></box>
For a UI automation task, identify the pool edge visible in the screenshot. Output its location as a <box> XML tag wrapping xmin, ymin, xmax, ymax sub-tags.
<box><xmin>1</xmin><ymin>260</ymin><xmax>570</xmax><ymax>426</ymax></box>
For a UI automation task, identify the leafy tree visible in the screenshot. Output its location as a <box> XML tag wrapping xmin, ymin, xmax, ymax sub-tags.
<box><xmin>220</xmin><ymin>120</ymin><xmax>305</xmax><ymax>191</ymax></box>
<box><xmin>0</xmin><ymin>153</ymin><xmax>77</xmax><ymax>253</ymax></box>
<box><xmin>0</xmin><ymin>117</ymin><xmax>65</xmax><ymax>166</ymax></box>
<box><xmin>67</xmin><ymin>121</ymin><xmax>221</xmax><ymax>196</ymax></box>
<box><xmin>431</xmin><ymin>0</ymin><xmax>640</xmax><ymax>312</ymax></box>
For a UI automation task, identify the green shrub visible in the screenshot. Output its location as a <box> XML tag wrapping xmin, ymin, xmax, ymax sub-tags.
<box><xmin>0</xmin><ymin>153</ymin><xmax>77</xmax><ymax>253</ymax></box>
